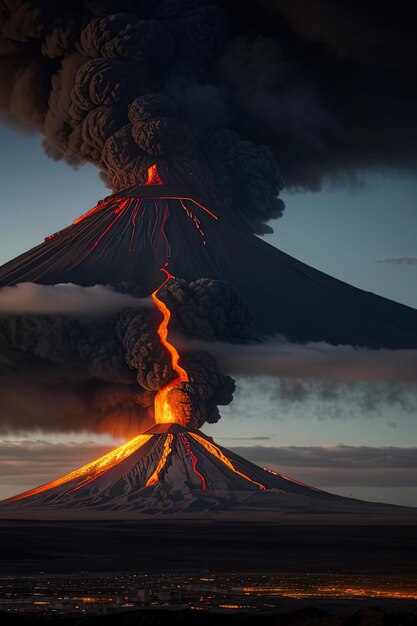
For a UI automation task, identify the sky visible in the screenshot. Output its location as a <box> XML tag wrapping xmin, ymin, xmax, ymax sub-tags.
<box><xmin>0</xmin><ymin>127</ymin><xmax>416</xmax><ymax>506</ymax></box>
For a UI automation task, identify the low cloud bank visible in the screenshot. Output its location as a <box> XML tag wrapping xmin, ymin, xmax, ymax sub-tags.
<box><xmin>0</xmin><ymin>283</ymin><xmax>149</xmax><ymax>316</ymax></box>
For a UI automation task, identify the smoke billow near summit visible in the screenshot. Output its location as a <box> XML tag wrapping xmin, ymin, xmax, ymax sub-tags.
<box><xmin>0</xmin><ymin>0</ymin><xmax>417</xmax><ymax>517</ymax></box>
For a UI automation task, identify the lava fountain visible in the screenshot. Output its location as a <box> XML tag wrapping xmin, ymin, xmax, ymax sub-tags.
<box><xmin>151</xmin><ymin>265</ymin><xmax>190</xmax><ymax>426</ymax></box>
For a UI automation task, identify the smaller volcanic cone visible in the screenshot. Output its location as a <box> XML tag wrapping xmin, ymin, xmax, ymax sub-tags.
<box><xmin>1</xmin><ymin>423</ymin><xmax>415</xmax><ymax>520</ymax></box>
<box><xmin>0</xmin><ymin>422</ymin><xmax>340</xmax><ymax>514</ymax></box>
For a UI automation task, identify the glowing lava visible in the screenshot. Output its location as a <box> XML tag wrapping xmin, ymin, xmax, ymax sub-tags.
<box><xmin>145</xmin><ymin>433</ymin><xmax>174</xmax><ymax>487</ymax></box>
<box><xmin>181</xmin><ymin>433</ymin><xmax>207</xmax><ymax>490</ymax></box>
<box><xmin>151</xmin><ymin>265</ymin><xmax>190</xmax><ymax>425</ymax></box>
<box><xmin>145</xmin><ymin>163</ymin><xmax>164</xmax><ymax>186</ymax></box>
<box><xmin>189</xmin><ymin>432</ymin><xmax>265</xmax><ymax>490</ymax></box>
<box><xmin>9</xmin><ymin>434</ymin><xmax>152</xmax><ymax>502</ymax></box>
<box><xmin>60</xmin><ymin>161</ymin><xmax>218</xmax><ymax>253</ymax></box>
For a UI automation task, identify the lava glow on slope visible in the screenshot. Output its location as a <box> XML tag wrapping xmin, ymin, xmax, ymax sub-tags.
<box><xmin>64</xmin><ymin>163</ymin><xmax>218</xmax><ymax>252</ymax></box>
<box><xmin>145</xmin><ymin>434</ymin><xmax>174</xmax><ymax>488</ymax></box>
<box><xmin>8</xmin><ymin>434</ymin><xmax>152</xmax><ymax>502</ymax></box>
<box><xmin>151</xmin><ymin>265</ymin><xmax>190</xmax><ymax>426</ymax></box>
<box><xmin>181</xmin><ymin>433</ymin><xmax>207</xmax><ymax>490</ymax></box>
<box><xmin>189</xmin><ymin>433</ymin><xmax>265</xmax><ymax>490</ymax></box>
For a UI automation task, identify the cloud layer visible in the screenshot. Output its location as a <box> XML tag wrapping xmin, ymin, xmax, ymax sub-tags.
<box><xmin>0</xmin><ymin>282</ymin><xmax>150</xmax><ymax>315</ymax></box>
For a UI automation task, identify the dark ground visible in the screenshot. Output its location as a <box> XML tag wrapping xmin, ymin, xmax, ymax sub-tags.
<box><xmin>0</xmin><ymin>521</ymin><xmax>416</xmax><ymax>576</ymax></box>
<box><xmin>2</xmin><ymin>606</ymin><xmax>417</xmax><ymax>626</ymax></box>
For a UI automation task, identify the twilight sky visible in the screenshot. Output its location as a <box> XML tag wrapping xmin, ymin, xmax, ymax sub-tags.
<box><xmin>0</xmin><ymin>126</ymin><xmax>416</xmax><ymax>506</ymax></box>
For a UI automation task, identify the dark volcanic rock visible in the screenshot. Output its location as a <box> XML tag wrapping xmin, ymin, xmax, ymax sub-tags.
<box><xmin>0</xmin><ymin>193</ymin><xmax>416</xmax><ymax>348</ymax></box>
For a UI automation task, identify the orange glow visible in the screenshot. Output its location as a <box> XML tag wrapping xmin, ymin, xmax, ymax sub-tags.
<box><xmin>9</xmin><ymin>434</ymin><xmax>152</xmax><ymax>502</ymax></box>
<box><xmin>189</xmin><ymin>433</ymin><xmax>265</xmax><ymax>490</ymax></box>
<box><xmin>240</xmin><ymin>586</ymin><xmax>417</xmax><ymax>600</ymax></box>
<box><xmin>186</xmin><ymin>197</ymin><xmax>218</xmax><ymax>221</ymax></box>
<box><xmin>263</xmin><ymin>467</ymin><xmax>323</xmax><ymax>492</ymax></box>
<box><xmin>73</xmin><ymin>197</ymin><xmax>117</xmax><ymax>225</ymax></box>
<box><xmin>317</xmin><ymin>587</ymin><xmax>417</xmax><ymax>600</ymax></box>
<box><xmin>151</xmin><ymin>266</ymin><xmax>190</xmax><ymax>425</ymax></box>
<box><xmin>145</xmin><ymin>433</ymin><xmax>174</xmax><ymax>487</ymax></box>
<box><xmin>145</xmin><ymin>163</ymin><xmax>163</xmax><ymax>185</ymax></box>
<box><xmin>70</xmin><ymin>193</ymin><xmax>217</xmax><ymax>243</ymax></box>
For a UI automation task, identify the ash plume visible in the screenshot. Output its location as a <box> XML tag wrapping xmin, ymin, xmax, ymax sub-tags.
<box><xmin>0</xmin><ymin>278</ymin><xmax>247</xmax><ymax>435</ymax></box>
<box><xmin>1</xmin><ymin>1</ymin><xmax>416</xmax><ymax>234</ymax></box>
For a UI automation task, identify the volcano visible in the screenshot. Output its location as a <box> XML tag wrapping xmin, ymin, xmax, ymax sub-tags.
<box><xmin>0</xmin><ymin>170</ymin><xmax>416</xmax><ymax>348</ymax></box>
<box><xmin>1</xmin><ymin>422</ymin><xmax>415</xmax><ymax>521</ymax></box>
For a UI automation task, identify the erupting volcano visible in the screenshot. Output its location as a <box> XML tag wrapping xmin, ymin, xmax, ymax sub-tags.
<box><xmin>0</xmin><ymin>162</ymin><xmax>416</xmax><ymax>347</ymax></box>
<box><xmin>3</xmin><ymin>421</ymin><xmax>415</xmax><ymax>520</ymax></box>
<box><xmin>1</xmin><ymin>0</ymin><xmax>417</xmax><ymax>522</ymax></box>
<box><xmin>1</xmin><ymin>268</ymin><xmax>415</xmax><ymax>521</ymax></box>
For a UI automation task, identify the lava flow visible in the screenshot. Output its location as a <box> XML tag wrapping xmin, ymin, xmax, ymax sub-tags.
<box><xmin>189</xmin><ymin>432</ymin><xmax>265</xmax><ymax>490</ymax></box>
<box><xmin>61</xmin><ymin>163</ymin><xmax>219</xmax><ymax>254</ymax></box>
<box><xmin>151</xmin><ymin>265</ymin><xmax>190</xmax><ymax>426</ymax></box>
<box><xmin>8</xmin><ymin>434</ymin><xmax>152</xmax><ymax>503</ymax></box>
<box><xmin>145</xmin><ymin>433</ymin><xmax>174</xmax><ymax>488</ymax></box>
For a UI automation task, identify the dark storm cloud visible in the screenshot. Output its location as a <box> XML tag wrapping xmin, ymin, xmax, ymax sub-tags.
<box><xmin>179</xmin><ymin>340</ymin><xmax>417</xmax><ymax>418</ymax></box>
<box><xmin>258</xmin><ymin>0</ymin><xmax>416</xmax><ymax>71</ymax></box>
<box><xmin>1</xmin><ymin>1</ymin><xmax>416</xmax><ymax>233</ymax></box>
<box><xmin>227</xmin><ymin>375</ymin><xmax>417</xmax><ymax>421</ymax></box>
<box><xmin>215</xmin><ymin>0</ymin><xmax>417</xmax><ymax>192</ymax></box>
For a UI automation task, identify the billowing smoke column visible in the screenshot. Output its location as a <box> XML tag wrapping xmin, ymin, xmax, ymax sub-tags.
<box><xmin>0</xmin><ymin>0</ymin><xmax>284</xmax><ymax>234</ymax></box>
<box><xmin>0</xmin><ymin>277</ymin><xmax>250</xmax><ymax>436</ymax></box>
<box><xmin>1</xmin><ymin>0</ymin><xmax>417</xmax><ymax>441</ymax></box>
<box><xmin>2</xmin><ymin>1</ymin><xmax>416</xmax><ymax>234</ymax></box>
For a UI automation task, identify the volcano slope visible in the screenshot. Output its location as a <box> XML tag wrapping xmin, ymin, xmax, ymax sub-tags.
<box><xmin>0</xmin><ymin>424</ymin><xmax>415</xmax><ymax>522</ymax></box>
<box><xmin>0</xmin><ymin>185</ymin><xmax>416</xmax><ymax>348</ymax></box>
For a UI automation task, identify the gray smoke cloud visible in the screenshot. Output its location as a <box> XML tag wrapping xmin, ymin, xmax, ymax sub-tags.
<box><xmin>0</xmin><ymin>282</ymin><xmax>151</xmax><ymax>315</ymax></box>
<box><xmin>201</xmin><ymin>340</ymin><xmax>417</xmax><ymax>383</ymax></box>
<box><xmin>0</xmin><ymin>278</ymin><xmax>247</xmax><ymax>435</ymax></box>
<box><xmin>1</xmin><ymin>283</ymin><xmax>416</xmax><ymax>435</ymax></box>
<box><xmin>192</xmin><ymin>340</ymin><xmax>417</xmax><ymax>418</ymax></box>
<box><xmin>1</xmin><ymin>0</ymin><xmax>416</xmax><ymax>234</ymax></box>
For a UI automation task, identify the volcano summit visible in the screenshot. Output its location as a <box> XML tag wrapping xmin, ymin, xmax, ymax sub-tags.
<box><xmin>1</xmin><ymin>164</ymin><xmax>417</xmax><ymax>348</ymax></box>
